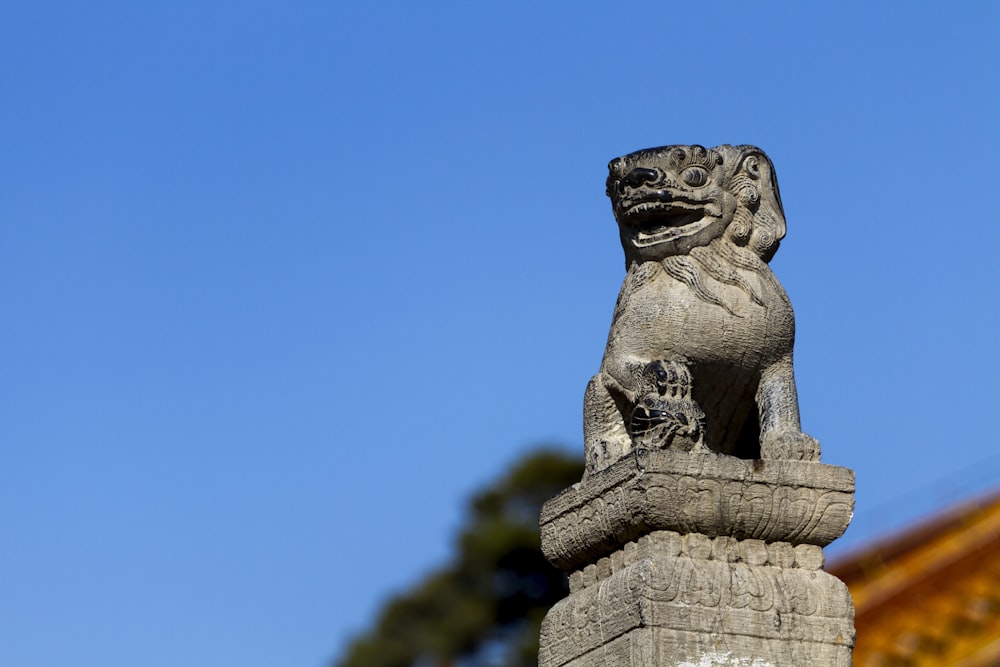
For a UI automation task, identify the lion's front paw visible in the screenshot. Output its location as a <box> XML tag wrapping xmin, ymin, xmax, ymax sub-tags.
<box><xmin>760</xmin><ymin>429</ymin><xmax>821</xmax><ymax>461</ymax></box>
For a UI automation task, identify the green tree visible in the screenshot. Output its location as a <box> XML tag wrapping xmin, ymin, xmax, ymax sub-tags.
<box><xmin>335</xmin><ymin>448</ymin><xmax>584</xmax><ymax>667</ymax></box>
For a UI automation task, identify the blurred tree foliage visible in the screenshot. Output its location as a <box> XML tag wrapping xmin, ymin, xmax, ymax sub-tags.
<box><xmin>335</xmin><ymin>448</ymin><xmax>584</xmax><ymax>667</ymax></box>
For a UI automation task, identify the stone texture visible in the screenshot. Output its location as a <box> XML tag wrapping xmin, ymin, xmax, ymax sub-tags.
<box><xmin>539</xmin><ymin>554</ymin><xmax>853</xmax><ymax>667</ymax></box>
<box><xmin>585</xmin><ymin>145</ymin><xmax>819</xmax><ymax>473</ymax></box>
<box><xmin>538</xmin><ymin>146</ymin><xmax>856</xmax><ymax>666</ymax></box>
<box><xmin>540</xmin><ymin>450</ymin><xmax>853</xmax><ymax>572</ymax></box>
<box><xmin>538</xmin><ymin>451</ymin><xmax>855</xmax><ymax>666</ymax></box>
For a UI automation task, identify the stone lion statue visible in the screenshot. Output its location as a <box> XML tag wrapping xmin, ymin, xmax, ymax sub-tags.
<box><xmin>584</xmin><ymin>144</ymin><xmax>819</xmax><ymax>475</ymax></box>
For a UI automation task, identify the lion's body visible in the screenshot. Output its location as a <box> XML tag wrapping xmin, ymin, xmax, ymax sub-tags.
<box><xmin>607</xmin><ymin>251</ymin><xmax>793</xmax><ymax>371</ymax></box>
<box><xmin>601</xmin><ymin>245</ymin><xmax>794</xmax><ymax>456</ymax></box>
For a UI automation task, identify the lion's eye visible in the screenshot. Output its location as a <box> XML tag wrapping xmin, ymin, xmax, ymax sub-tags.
<box><xmin>681</xmin><ymin>166</ymin><xmax>709</xmax><ymax>187</ymax></box>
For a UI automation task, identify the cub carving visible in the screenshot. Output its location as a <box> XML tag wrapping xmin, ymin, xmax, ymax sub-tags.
<box><xmin>584</xmin><ymin>144</ymin><xmax>819</xmax><ymax>475</ymax></box>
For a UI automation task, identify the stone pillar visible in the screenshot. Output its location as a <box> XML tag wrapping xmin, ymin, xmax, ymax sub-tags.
<box><xmin>543</xmin><ymin>144</ymin><xmax>857</xmax><ymax>665</ymax></box>
<box><xmin>538</xmin><ymin>449</ymin><xmax>855</xmax><ymax>666</ymax></box>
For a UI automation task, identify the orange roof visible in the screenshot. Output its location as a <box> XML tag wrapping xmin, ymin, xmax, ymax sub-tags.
<box><xmin>827</xmin><ymin>489</ymin><xmax>1000</xmax><ymax>666</ymax></box>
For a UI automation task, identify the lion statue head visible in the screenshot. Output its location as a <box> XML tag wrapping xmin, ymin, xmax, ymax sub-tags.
<box><xmin>606</xmin><ymin>144</ymin><xmax>785</xmax><ymax>266</ymax></box>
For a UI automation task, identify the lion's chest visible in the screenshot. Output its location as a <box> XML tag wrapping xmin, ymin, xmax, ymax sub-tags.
<box><xmin>603</xmin><ymin>267</ymin><xmax>793</xmax><ymax>373</ymax></box>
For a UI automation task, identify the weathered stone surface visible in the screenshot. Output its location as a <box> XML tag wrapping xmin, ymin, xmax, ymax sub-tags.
<box><xmin>585</xmin><ymin>145</ymin><xmax>819</xmax><ymax>474</ymax></box>
<box><xmin>539</xmin><ymin>145</ymin><xmax>855</xmax><ymax>666</ymax></box>
<box><xmin>539</xmin><ymin>547</ymin><xmax>854</xmax><ymax>667</ymax></box>
<box><xmin>541</xmin><ymin>449</ymin><xmax>854</xmax><ymax>571</ymax></box>
<box><xmin>539</xmin><ymin>458</ymin><xmax>855</xmax><ymax>665</ymax></box>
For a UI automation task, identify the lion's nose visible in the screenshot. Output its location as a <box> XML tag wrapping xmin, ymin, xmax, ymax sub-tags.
<box><xmin>624</xmin><ymin>167</ymin><xmax>660</xmax><ymax>188</ymax></box>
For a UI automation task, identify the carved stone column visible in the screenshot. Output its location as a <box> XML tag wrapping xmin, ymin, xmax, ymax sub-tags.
<box><xmin>538</xmin><ymin>449</ymin><xmax>855</xmax><ymax>666</ymax></box>
<box><xmin>541</xmin><ymin>144</ymin><xmax>856</xmax><ymax>665</ymax></box>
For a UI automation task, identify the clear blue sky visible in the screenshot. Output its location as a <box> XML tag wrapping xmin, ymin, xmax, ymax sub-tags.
<box><xmin>2</xmin><ymin>3</ymin><xmax>998</xmax><ymax>666</ymax></box>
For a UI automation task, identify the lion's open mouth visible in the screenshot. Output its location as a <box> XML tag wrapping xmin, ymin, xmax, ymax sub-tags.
<box><xmin>619</xmin><ymin>201</ymin><xmax>709</xmax><ymax>247</ymax></box>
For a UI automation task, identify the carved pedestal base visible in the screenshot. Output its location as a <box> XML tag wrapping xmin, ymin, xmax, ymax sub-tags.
<box><xmin>539</xmin><ymin>450</ymin><xmax>855</xmax><ymax>667</ymax></box>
